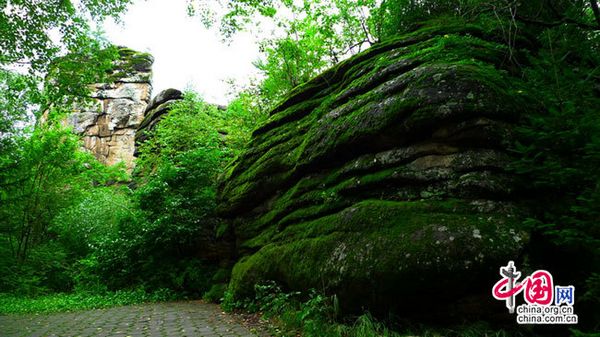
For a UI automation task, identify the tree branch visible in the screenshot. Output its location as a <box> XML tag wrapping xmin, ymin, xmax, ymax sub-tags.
<box><xmin>340</xmin><ymin>39</ymin><xmax>372</xmax><ymax>56</ymax></box>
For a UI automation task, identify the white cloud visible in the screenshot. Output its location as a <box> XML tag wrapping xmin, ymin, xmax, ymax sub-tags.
<box><xmin>102</xmin><ymin>0</ymin><xmax>262</xmax><ymax>105</ymax></box>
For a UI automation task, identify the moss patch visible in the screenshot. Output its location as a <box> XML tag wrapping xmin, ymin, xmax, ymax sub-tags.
<box><xmin>229</xmin><ymin>199</ymin><xmax>527</xmax><ymax>311</ymax></box>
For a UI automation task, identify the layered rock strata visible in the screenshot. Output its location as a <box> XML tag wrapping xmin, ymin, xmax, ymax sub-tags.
<box><xmin>218</xmin><ymin>23</ymin><xmax>531</xmax><ymax>317</ymax></box>
<box><xmin>67</xmin><ymin>47</ymin><xmax>153</xmax><ymax>172</ymax></box>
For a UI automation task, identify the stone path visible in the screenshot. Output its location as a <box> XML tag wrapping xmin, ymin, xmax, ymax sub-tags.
<box><xmin>0</xmin><ymin>301</ymin><xmax>264</xmax><ymax>337</ymax></box>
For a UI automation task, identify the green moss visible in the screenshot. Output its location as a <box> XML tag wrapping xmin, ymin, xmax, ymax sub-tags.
<box><xmin>229</xmin><ymin>199</ymin><xmax>527</xmax><ymax>302</ymax></box>
<box><xmin>107</xmin><ymin>47</ymin><xmax>153</xmax><ymax>82</ymax></box>
<box><xmin>219</xmin><ymin>22</ymin><xmax>526</xmax><ymax>219</ymax></box>
<box><xmin>219</xmin><ymin>22</ymin><xmax>534</xmax><ymax>314</ymax></box>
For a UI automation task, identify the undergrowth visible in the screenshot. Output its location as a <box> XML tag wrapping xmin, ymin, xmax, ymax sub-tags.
<box><xmin>221</xmin><ymin>281</ymin><xmax>525</xmax><ymax>337</ymax></box>
<box><xmin>0</xmin><ymin>288</ymin><xmax>179</xmax><ymax>314</ymax></box>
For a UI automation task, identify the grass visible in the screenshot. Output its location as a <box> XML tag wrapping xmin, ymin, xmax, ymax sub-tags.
<box><xmin>263</xmin><ymin>309</ymin><xmax>522</xmax><ymax>337</ymax></box>
<box><xmin>223</xmin><ymin>282</ymin><xmax>530</xmax><ymax>337</ymax></box>
<box><xmin>0</xmin><ymin>288</ymin><xmax>178</xmax><ymax>314</ymax></box>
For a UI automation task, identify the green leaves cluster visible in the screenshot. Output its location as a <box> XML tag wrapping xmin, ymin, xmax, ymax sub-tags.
<box><xmin>0</xmin><ymin>123</ymin><xmax>129</xmax><ymax>295</ymax></box>
<box><xmin>510</xmin><ymin>18</ymin><xmax>600</xmax><ymax>330</ymax></box>
<box><xmin>84</xmin><ymin>92</ymin><xmax>261</xmax><ymax>295</ymax></box>
<box><xmin>0</xmin><ymin>288</ymin><xmax>177</xmax><ymax>314</ymax></box>
<box><xmin>1</xmin><ymin>0</ymin><xmax>131</xmax><ymax>72</ymax></box>
<box><xmin>0</xmin><ymin>0</ymin><xmax>136</xmax><ymax>297</ymax></box>
<box><xmin>0</xmin><ymin>0</ymin><xmax>131</xmax><ymax>149</ymax></box>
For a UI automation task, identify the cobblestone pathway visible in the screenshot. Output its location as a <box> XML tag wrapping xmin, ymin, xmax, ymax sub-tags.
<box><xmin>0</xmin><ymin>301</ymin><xmax>264</xmax><ymax>337</ymax></box>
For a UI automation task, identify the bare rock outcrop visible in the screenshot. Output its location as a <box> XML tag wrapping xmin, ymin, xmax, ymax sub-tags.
<box><xmin>67</xmin><ymin>47</ymin><xmax>153</xmax><ymax>172</ymax></box>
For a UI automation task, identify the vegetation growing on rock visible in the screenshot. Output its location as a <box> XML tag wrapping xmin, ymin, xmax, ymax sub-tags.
<box><xmin>218</xmin><ymin>20</ymin><xmax>531</xmax><ymax>319</ymax></box>
<box><xmin>1</xmin><ymin>1</ymin><xmax>599</xmax><ymax>336</ymax></box>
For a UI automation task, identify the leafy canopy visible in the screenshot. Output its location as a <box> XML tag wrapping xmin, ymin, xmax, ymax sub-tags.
<box><xmin>0</xmin><ymin>0</ymin><xmax>132</xmax><ymax>72</ymax></box>
<box><xmin>0</xmin><ymin>0</ymin><xmax>133</xmax><ymax>143</ymax></box>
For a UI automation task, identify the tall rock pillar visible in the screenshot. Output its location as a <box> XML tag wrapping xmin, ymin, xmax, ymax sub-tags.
<box><xmin>67</xmin><ymin>47</ymin><xmax>153</xmax><ymax>172</ymax></box>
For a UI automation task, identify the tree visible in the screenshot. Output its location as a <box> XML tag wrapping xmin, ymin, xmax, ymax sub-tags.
<box><xmin>0</xmin><ymin>0</ymin><xmax>133</xmax><ymax>149</ymax></box>
<box><xmin>0</xmin><ymin>122</ymin><xmax>128</xmax><ymax>294</ymax></box>
<box><xmin>0</xmin><ymin>124</ymin><xmax>126</xmax><ymax>263</ymax></box>
<box><xmin>0</xmin><ymin>0</ymin><xmax>132</xmax><ymax>72</ymax></box>
<box><xmin>0</xmin><ymin>70</ymin><xmax>40</xmax><ymax>151</ymax></box>
<box><xmin>191</xmin><ymin>0</ymin><xmax>600</xmax><ymax>107</ymax></box>
<box><xmin>90</xmin><ymin>93</ymin><xmax>239</xmax><ymax>292</ymax></box>
<box><xmin>254</xmin><ymin>19</ymin><xmax>330</xmax><ymax>103</ymax></box>
<box><xmin>0</xmin><ymin>0</ymin><xmax>135</xmax><ymax>295</ymax></box>
<box><xmin>190</xmin><ymin>0</ymin><xmax>380</xmax><ymax>105</ymax></box>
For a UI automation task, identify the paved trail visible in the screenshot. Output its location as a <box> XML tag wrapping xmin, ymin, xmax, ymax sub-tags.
<box><xmin>0</xmin><ymin>301</ymin><xmax>263</xmax><ymax>337</ymax></box>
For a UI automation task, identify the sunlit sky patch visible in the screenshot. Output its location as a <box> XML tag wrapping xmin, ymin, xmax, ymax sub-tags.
<box><xmin>102</xmin><ymin>0</ymin><xmax>264</xmax><ymax>105</ymax></box>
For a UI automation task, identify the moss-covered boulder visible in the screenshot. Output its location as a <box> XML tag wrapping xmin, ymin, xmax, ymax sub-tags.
<box><xmin>218</xmin><ymin>21</ymin><xmax>532</xmax><ymax>317</ymax></box>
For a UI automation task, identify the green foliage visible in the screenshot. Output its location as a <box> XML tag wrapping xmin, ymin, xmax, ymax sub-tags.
<box><xmin>0</xmin><ymin>1</ymin><xmax>131</xmax><ymax>146</ymax></box>
<box><xmin>254</xmin><ymin>18</ymin><xmax>331</xmax><ymax>105</ymax></box>
<box><xmin>137</xmin><ymin>94</ymin><xmax>222</xmax><ymax>170</ymax></box>
<box><xmin>0</xmin><ymin>125</ymin><xmax>125</xmax><ymax>259</ymax></box>
<box><xmin>0</xmin><ymin>0</ymin><xmax>131</xmax><ymax>72</ymax></box>
<box><xmin>135</xmin><ymin>93</ymin><xmax>225</xmax><ymax>247</ymax></box>
<box><xmin>86</xmin><ymin>92</ymin><xmax>257</xmax><ymax>295</ymax></box>
<box><xmin>137</xmin><ymin>146</ymin><xmax>219</xmax><ymax>239</ymax></box>
<box><xmin>254</xmin><ymin>281</ymin><xmax>302</xmax><ymax>316</ymax></box>
<box><xmin>0</xmin><ymin>70</ymin><xmax>41</xmax><ymax>146</ymax></box>
<box><xmin>133</xmin><ymin>94</ymin><xmax>227</xmax><ymax>271</ymax></box>
<box><xmin>372</xmin><ymin>0</ymin><xmax>486</xmax><ymax>37</ymax></box>
<box><xmin>0</xmin><ymin>4</ymin><xmax>133</xmax><ymax>298</ymax></box>
<box><xmin>192</xmin><ymin>0</ymin><xmax>381</xmax><ymax>106</ymax></box>
<box><xmin>136</xmin><ymin>91</ymin><xmax>256</xmax><ymax>175</ymax></box>
<box><xmin>51</xmin><ymin>187</ymin><xmax>132</xmax><ymax>256</ymax></box>
<box><xmin>0</xmin><ymin>288</ymin><xmax>177</xmax><ymax>314</ymax></box>
<box><xmin>509</xmin><ymin>17</ymin><xmax>600</xmax><ymax>332</ymax></box>
<box><xmin>135</xmin><ymin>91</ymin><xmax>261</xmax><ymax>223</ymax></box>
<box><xmin>0</xmin><ymin>239</ymin><xmax>71</xmax><ymax>296</ymax></box>
<box><xmin>223</xmin><ymin>281</ymin><xmax>521</xmax><ymax>337</ymax></box>
<box><xmin>0</xmin><ymin>124</ymin><xmax>129</xmax><ymax>295</ymax></box>
<box><xmin>0</xmin><ymin>89</ymin><xmax>260</xmax><ymax>301</ymax></box>
<box><xmin>43</xmin><ymin>44</ymin><xmax>121</xmax><ymax>113</ymax></box>
<box><xmin>221</xmin><ymin>281</ymin><xmax>341</xmax><ymax>336</ymax></box>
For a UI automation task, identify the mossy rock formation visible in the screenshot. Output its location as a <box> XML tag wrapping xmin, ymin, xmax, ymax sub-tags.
<box><xmin>218</xmin><ymin>22</ymin><xmax>532</xmax><ymax>318</ymax></box>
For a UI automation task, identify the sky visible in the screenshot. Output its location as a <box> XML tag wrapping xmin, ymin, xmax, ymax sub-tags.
<box><xmin>102</xmin><ymin>0</ymin><xmax>263</xmax><ymax>105</ymax></box>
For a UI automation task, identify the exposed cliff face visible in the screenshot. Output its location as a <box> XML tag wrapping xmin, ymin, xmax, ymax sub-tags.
<box><xmin>68</xmin><ymin>47</ymin><xmax>153</xmax><ymax>172</ymax></box>
<box><xmin>218</xmin><ymin>23</ymin><xmax>531</xmax><ymax>317</ymax></box>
